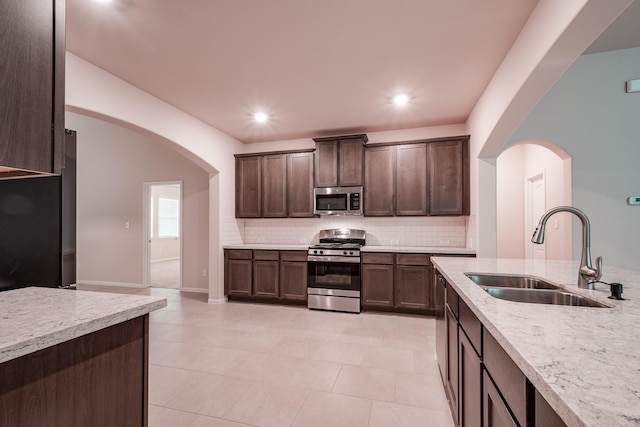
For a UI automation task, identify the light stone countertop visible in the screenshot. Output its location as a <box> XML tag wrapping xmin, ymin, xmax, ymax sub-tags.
<box><xmin>362</xmin><ymin>245</ymin><xmax>475</xmax><ymax>255</ymax></box>
<box><xmin>224</xmin><ymin>244</ymin><xmax>310</xmax><ymax>251</ymax></box>
<box><xmin>0</xmin><ymin>287</ymin><xmax>167</xmax><ymax>364</ymax></box>
<box><xmin>431</xmin><ymin>257</ymin><xmax>640</xmax><ymax>427</ymax></box>
<box><xmin>224</xmin><ymin>243</ymin><xmax>476</xmax><ymax>255</ymax></box>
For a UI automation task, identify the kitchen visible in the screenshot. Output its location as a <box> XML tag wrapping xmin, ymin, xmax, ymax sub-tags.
<box><xmin>2</xmin><ymin>0</ymin><xmax>640</xmax><ymax>426</ymax></box>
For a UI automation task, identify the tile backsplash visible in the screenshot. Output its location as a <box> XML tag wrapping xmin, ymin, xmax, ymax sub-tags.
<box><xmin>226</xmin><ymin>216</ymin><xmax>469</xmax><ymax>247</ymax></box>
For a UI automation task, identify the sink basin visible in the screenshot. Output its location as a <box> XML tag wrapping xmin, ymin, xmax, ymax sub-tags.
<box><xmin>465</xmin><ymin>273</ymin><xmax>559</xmax><ymax>289</ymax></box>
<box><xmin>483</xmin><ymin>288</ymin><xmax>607</xmax><ymax>308</ymax></box>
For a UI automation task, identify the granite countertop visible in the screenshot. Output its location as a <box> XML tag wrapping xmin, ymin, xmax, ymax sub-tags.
<box><xmin>0</xmin><ymin>287</ymin><xmax>167</xmax><ymax>364</ymax></box>
<box><xmin>224</xmin><ymin>243</ymin><xmax>476</xmax><ymax>255</ymax></box>
<box><xmin>431</xmin><ymin>257</ymin><xmax>640</xmax><ymax>427</ymax></box>
<box><xmin>361</xmin><ymin>245</ymin><xmax>475</xmax><ymax>254</ymax></box>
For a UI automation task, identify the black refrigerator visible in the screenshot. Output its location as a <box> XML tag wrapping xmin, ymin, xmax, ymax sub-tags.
<box><xmin>0</xmin><ymin>130</ymin><xmax>76</xmax><ymax>292</ymax></box>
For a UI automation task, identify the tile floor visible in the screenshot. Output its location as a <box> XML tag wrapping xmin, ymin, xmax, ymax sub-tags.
<box><xmin>77</xmin><ymin>285</ymin><xmax>455</xmax><ymax>427</ymax></box>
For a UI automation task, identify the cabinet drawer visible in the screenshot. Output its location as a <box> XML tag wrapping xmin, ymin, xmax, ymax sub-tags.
<box><xmin>280</xmin><ymin>251</ymin><xmax>308</xmax><ymax>262</ymax></box>
<box><xmin>459</xmin><ymin>298</ymin><xmax>482</xmax><ymax>356</ymax></box>
<box><xmin>362</xmin><ymin>252</ymin><xmax>394</xmax><ymax>264</ymax></box>
<box><xmin>396</xmin><ymin>253</ymin><xmax>431</xmax><ymax>266</ymax></box>
<box><xmin>483</xmin><ymin>331</ymin><xmax>527</xmax><ymax>426</ymax></box>
<box><xmin>254</xmin><ymin>250</ymin><xmax>279</xmax><ymax>261</ymax></box>
<box><xmin>446</xmin><ymin>285</ymin><xmax>459</xmax><ymax>319</ymax></box>
<box><xmin>227</xmin><ymin>249</ymin><xmax>252</xmax><ymax>260</ymax></box>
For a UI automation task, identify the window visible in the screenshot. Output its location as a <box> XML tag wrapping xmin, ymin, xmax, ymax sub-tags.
<box><xmin>158</xmin><ymin>197</ymin><xmax>179</xmax><ymax>238</ymax></box>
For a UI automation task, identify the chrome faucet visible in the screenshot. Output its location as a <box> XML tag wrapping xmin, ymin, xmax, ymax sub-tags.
<box><xmin>531</xmin><ymin>206</ymin><xmax>602</xmax><ymax>289</ymax></box>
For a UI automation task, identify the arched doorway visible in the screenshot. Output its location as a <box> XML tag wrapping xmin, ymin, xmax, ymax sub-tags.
<box><xmin>496</xmin><ymin>141</ymin><xmax>572</xmax><ymax>260</ymax></box>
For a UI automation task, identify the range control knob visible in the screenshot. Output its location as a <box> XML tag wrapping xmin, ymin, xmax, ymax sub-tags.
<box><xmin>349</xmin><ymin>251</ymin><xmax>354</xmax><ymax>255</ymax></box>
<box><xmin>319</xmin><ymin>250</ymin><xmax>324</xmax><ymax>255</ymax></box>
<box><xmin>343</xmin><ymin>250</ymin><xmax>348</xmax><ymax>255</ymax></box>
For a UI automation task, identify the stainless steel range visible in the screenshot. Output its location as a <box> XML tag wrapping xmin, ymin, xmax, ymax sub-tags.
<box><xmin>307</xmin><ymin>229</ymin><xmax>365</xmax><ymax>313</ymax></box>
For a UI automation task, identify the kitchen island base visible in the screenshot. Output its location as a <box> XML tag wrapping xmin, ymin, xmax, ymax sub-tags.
<box><xmin>0</xmin><ymin>315</ymin><xmax>149</xmax><ymax>427</ymax></box>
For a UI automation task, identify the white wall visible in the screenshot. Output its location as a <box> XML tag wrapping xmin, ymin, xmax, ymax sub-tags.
<box><xmin>66</xmin><ymin>112</ymin><xmax>210</xmax><ymax>291</ymax></box>
<box><xmin>506</xmin><ymin>47</ymin><xmax>640</xmax><ymax>269</ymax></box>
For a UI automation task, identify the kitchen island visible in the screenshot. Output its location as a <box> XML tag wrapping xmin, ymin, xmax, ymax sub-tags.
<box><xmin>0</xmin><ymin>287</ymin><xmax>167</xmax><ymax>427</ymax></box>
<box><xmin>432</xmin><ymin>257</ymin><xmax>640</xmax><ymax>427</ymax></box>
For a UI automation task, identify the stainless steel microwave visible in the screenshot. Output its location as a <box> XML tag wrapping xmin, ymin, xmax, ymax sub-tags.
<box><xmin>314</xmin><ymin>187</ymin><xmax>363</xmax><ymax>216</ymax></box>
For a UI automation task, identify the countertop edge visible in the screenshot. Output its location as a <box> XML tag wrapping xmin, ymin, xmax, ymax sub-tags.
<box><xmin>0</xmin><ymin>291</ymin><xmax>167</xmax><ymax>364</ymax></box>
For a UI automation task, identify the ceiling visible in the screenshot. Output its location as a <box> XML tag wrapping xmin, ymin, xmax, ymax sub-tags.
<box><xmin>65</xmin><ymin>0</ymin><xmax>639</xmax><ymax>144</ymax></box>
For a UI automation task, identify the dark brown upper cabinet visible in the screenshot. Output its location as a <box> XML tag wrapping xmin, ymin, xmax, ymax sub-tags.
<box><xmin>364</xmin><ymin>136</ymin><xmax>469</xmax><ymax>217</ymax></box>
<box><xmin>364</xmin><ymin>145</ymin><xmax>395</xmax><ymax>216</ymax></box>
<box><xmin>262</xmin><ymin>154</ymin><xmax>287</xmax><ymax>217</ymax></box>
<box><xmin>0</xmin><ymin>0</ymin><xmax>65</xmax><ymax>175</ymax></box>
<box><xmin>313</xmin><ymin>134</ymin><xmax>367</xmax><ymax>187</ymax></box>
<box><xmin>364</xmin><ymin>143</ymin><xmax>427</xmax><ymax>216</ymax></box>
<box><xmin>428</xmin><ymin>138</ymin><xmax>470</xmax><ymax>216</ymax></box>
<box><xmin>235</xmin><ymin>150</ymin><xmax>314</xmax><ymax>218</ymax></box>
<box><xmin>287</xmin><ymin>151</ymin><xmax>314</xmax><ymax>217</ymax></box>
<box><xmin>395</xmin><ymin>144</ymin><xmax>428</xmax><ymax>216</ymax></box>
<box><xmin>236</xmin><ymin>156</ymin><xmax>262</xmax><ymax>218</ymax></box>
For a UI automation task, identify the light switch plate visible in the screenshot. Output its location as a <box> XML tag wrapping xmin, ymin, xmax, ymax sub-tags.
<box><xmin>626</xmin><ymin>79</ymin><xmax>640</xmax><ymax>93</ymax></box>
<box><xmin>628</xmin><ymin>196</ymin><xmax>640</xmax><ymax>205</ymax></box>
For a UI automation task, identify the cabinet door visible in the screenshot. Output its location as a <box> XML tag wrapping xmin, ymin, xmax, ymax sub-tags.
<box><xmin>227</xmin><ymin>259</ymin><xmax>252</xmax><ymax>296</ymax></box>
<box><xmin>364</xmin><ymin>145</ymin><xmax>394</xmax><ymax>216</ymax></box>
<box><xmin>435</xmin><ymin>271</ymin><xmax>447</xmax><ymax>383</ymax></box>
<box><xmin>0</xmin><ymin>0</ymin><xmax>63</xmax><ymax>174</ymax></box>
<box><xmin>535</xmin><ymin>390</ymin><xmax>567</xmax><ymax>427</ymax></box>
<box><xmin>280</xmin><ymin>261</ymin><xmax>307</xmax><ymax>301</ymax></box>
<box><xmin>428</xmin><ymin>139</ymin><xmax>469</xmax><ymax>216</ymax></box>
<box><xmin>338</xmin><ymin>138</ymin><xmax>364</xmax><ymax>186</ymax></box>
<box><xmin>236</xmin><ymin>156</ymin><xmax>262</xmax><ymax>218</ymax></box>
<box><xmin>395</xmin><ymin>144</ymin><xmax>427</xmax><ymax>216</ymax></box>
<box><xmin>362</xmin><ymin>264</ymin><xmax>394</xmax><ymax>307</ymax></box>
<box><xmin>394</xmin><ymin>264</ymin><xmax>431</xmax><ymax>310</ymax></box>
<box><xmin>314</xmin><ymin>140</ymin><xmax>338</xmax><ymax>187</ymax></box>
<box><xmin>253</xmin><ymin>260</ymin><xmax>279</xmax><ymax>298</ymax></box>
<box><xmin>459</xmin><ymin>330</ymin><xmax>482</xmax><ymax>427</ymax></box>
<box><xmin>287</xmin><ymin>152</ymin><xmax>314</xmax><ymax>217</ymax></box>
<box><xmin>483</xmin><ymin>371</ymin><xmax>518</xmax><ymax>427</ymax></box>
<box><xmin>446</xmin><ymin>305</ymin><xmax>459</xmax><ymax>425</ymax></box>
<box><xmin>262</xmin><ymin>154</ymin><xmax>287</xmax><ymax>217</ymax></box>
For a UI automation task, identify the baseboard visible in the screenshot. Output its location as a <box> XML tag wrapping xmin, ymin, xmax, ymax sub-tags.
<box><xmin>150</xmin><ymin>257</ymin><xmax>180</xmax><ymax>263</ymax></box>
<box><xmin>76</xmin><ymin>280</ymin><xmax>146</xmax><ymax>288</ymax></box>
<box><xmin>208</xmin><ymin>296</ymin><xmax>228</xmax><ymax>304</ymax></box>
<box><xmin>180</xmin><ymin>287</ymin><xmax>208</xmax><ymax>294</ymax></box>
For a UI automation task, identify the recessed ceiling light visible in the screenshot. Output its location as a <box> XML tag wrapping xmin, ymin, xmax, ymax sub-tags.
<box><xmin>253</xmin><ymin>112</ymin><xmax>268</xmax><ymax>123</ymax></box>
<box><xmin>95</xmin><ymin>0</ymin><xmax>113</xmax><ymax>3</ymax></box>
<box><xmin>393</xmin><ymin>94</ymin><xmax>410</xmax><ymax>107</ymax></box>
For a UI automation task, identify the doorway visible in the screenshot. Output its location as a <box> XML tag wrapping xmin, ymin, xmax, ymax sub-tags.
<box><xmin>525</xmin><ymin>171</ymin><xmax>546</xmax><ymax>260</ymax></box>
<box><xmin>144</xmin><ymin>181</ymin><xmax>183</xmax><ymax>289</ymax></box>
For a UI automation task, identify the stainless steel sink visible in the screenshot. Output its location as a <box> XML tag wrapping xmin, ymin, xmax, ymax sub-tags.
<box><xmin>464</xmin><ymin>273</ymin><xmax>608</xmax><ymax>308</ymax></box>
<box><xmin>483</xmin><ymin>287</ymin><xmax>607</xmax><ymax>307</ymax></box>
<box><xmin>465</xmin><ymin>273</ymin><xmax>559</xmax><ymax>289</ymax></box>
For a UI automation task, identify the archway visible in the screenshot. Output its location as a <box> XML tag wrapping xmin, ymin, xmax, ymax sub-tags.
<box><xmin>496</xmin><ymin>141</ymin><xmax>572</xmax><ymax>260</ymax></box>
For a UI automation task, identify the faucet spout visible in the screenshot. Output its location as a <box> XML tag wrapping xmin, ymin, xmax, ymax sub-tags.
<box><xmin>531</xmin><ymin>206</ymin><xmax>602</xmax><ymax>289</ymax></box>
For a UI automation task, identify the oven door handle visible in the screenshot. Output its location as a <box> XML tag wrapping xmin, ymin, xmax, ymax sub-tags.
<box><xmin>307</xmin><ymin>255</ymin><xmax>360</xmax><ymax>264</ymax></box>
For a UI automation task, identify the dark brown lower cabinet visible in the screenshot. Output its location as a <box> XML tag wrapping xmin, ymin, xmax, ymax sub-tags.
<box><xmin>435</xmin><ymin>268</ymin><xmax>566</xmax><ymax>427</ymax></box>
<box><xmin>446</xmin><ymin>304</ymin><xmax>459</xmax><ymax>425</ymax></box>
<box><xmin>483</xmin><ymin>371</ymin><xmax>518</xmax><ymax>427</ymax></box>
<box><xmin>394</xmin><ymin>253</ymin><xmax>432</xmax><ymax>310</ymax></box>
<box><xmin>459</xmin><ymin>329</ymin><xmax>482</xmax><ymax>427</ymax></box>
<box><xmin>280</xmin><ymin>252</ymin><xmax>308</xmax><ymax>301</ymax></box>
<box><xmin>225</xmin><ymin>249</ymin><xmax>307</xmax><ymax>303</ymax></box>
<box><xmin>226</xmin><ymin>258</ymin><xmax>252</xmax><ymax>296</ymax></box>
<box><xmin>253</xmin><ymin>260</ymin><xmax>279</xmax><ymax>298</ymax></box>
<box><xmin>0</xmin><ymin>316</ymin><xmax>148</xmax><ymax>427</ymax></box>
<box><xmin>362</xmin><ymin>252</ymin><xmax>394</xmax><ymax>308</ymax></box>
<box><xmin>535</xmin><ymin>391</ymin><xmax>567</xmax><ymax>427</ymax></box>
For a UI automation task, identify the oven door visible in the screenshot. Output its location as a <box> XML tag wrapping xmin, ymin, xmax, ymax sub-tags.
<box><xmin>307</xmin><ymin>259</ymin><xmax>361</xmax><ymax>293</ymax></box>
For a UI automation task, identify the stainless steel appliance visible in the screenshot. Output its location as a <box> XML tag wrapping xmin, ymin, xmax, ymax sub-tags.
<box><xmin>313</xmin><ymin>186</ymin><xmax>363</xmax><ymax>216</ymax></box>
<box><xmin>307</xmin><ymin>228</ymin><xmax>365</xmax><ymax>313</ymax></box>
